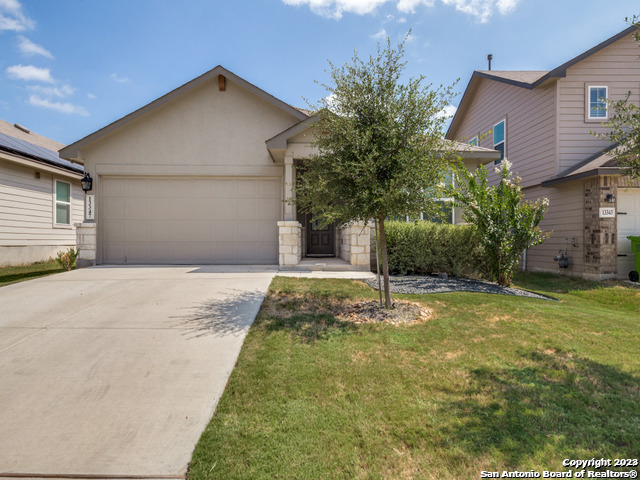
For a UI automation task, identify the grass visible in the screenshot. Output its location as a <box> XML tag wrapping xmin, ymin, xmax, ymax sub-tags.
<box><xmin>188</xmin><ymin>273</ymin><xmax>640</xmax><ymax>480</ymax></box>
<box><xmin>0</xmin><ymin>260</ymin><xmax>65</xmax><ymax>287</ymax></box>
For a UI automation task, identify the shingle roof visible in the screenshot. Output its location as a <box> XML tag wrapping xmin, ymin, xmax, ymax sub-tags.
<box><xmin>0</xmin><ymin>126</ymin><xmax>83</xmax><ymax>174</ymax></box>
<box><xmin>541</xmin><ymin>144</ymin><xmax>620</xmax><ymax>186</ymax></box>
<box><xmin>475</xmin><ymin>71</ymin><xmax>549</xmax><ymax>85</ymax></box>
<box><xmin>0</xmin><ymin>119</ymin><xmax>64</xmax><ymax>152</ymax></box>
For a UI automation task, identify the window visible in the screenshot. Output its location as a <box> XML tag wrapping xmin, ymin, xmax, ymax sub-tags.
<box><xmin>55</xmin><ymin>180</ymin><xmax>71</xmax><ymax>226</ymax></box>
<box><xmin>469</xmin><ymin>136</ymin><xmax>478</xmax><ymax>147</ymax></box>
<box><xmin>587</xmin><ymin>85</ymin><xmax>608</xmax><ymax>120</ymax></box>
<box><xmin>493</xmin><ymin>119</ymin><xmax>506</xmax><ymax>165</ymax></box>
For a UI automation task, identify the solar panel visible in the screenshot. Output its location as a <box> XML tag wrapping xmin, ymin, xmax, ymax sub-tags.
<box><xmin>0</xmin><ymin>131</ymin><xmax>83</xmax><ymax>173</ymax></box>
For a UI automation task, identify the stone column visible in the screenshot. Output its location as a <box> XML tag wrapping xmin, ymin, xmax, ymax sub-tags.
<box><xmin>278</xmin><ymin>221</ymin><xmax>302</xmax><ymax>266</ymax></box>
<box><xmin>340</xmin><ymin>222</ymin><xmax>371</xmax><ymax>267</ymax></box>
<box><xmin>75</xmin><ymin>222</ymin><xmax>96</xmax><ymax>268</ymax></box>
<box><xmin>583</xmin><ymin>176</ymin><xmax>617</xmax><ymax>280</ymax></box>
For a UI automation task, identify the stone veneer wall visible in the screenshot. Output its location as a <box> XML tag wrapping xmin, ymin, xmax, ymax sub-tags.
<box><xmin>583</xmin><ymin>175</ymin><xmax>640</xmax><ymax>279</ymax></box>
<box><xmin>339</xmin><ymin>222</ymin><xmax>371</xmax><ymax>266</ymax></box>
<box><xmin>278</xmin><ymin>221</ymin><xmax>302</xmax><ymax>266</ymax></box>
<box><xmin>75</xmin><ymin>222</ymin><xmax>96</xmax><ymax>268</ymax></box>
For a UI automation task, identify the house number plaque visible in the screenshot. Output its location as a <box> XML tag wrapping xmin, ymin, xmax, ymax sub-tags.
<box><xmin>86</xmin><ymin>195</ymin><xmax>95</xmax><ymax>220</ymax></box>
<box><xmin>599</xmin><ymin>207</ymin><xmax>615</xmax><ymax>218</ymax></box>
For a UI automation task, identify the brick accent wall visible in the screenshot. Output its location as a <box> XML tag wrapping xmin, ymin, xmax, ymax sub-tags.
<box><xmin>583</xmin><ymin>175</ymin><xmax>640</xmax><ymax>279</ymax></box>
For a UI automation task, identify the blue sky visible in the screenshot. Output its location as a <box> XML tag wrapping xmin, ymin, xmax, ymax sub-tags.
<box><xmin>0</xmin><ymin>0</ymin><xmax>638</xmax><ymax>145</ymax></box>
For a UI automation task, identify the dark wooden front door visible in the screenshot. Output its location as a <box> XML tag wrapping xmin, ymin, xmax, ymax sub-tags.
<box><xmin>306</xmin><ymin>214</ymin><xmax>335</xmax><ymax>256</ymax></box>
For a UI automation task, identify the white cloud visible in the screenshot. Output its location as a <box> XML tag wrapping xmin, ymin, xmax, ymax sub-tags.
<box><xmin>28</xmin><ymin>84</ymin><xmax>75</xmax><ymax>98</ymax></box>
<box><xmin>397</xmin><ymin>0</ymin><xmax>434</xmax><ymax>14</ymax></box>
<box><xmin>87</xmin><ymin>93</ymin><xmax>97</xmax><ymax>100</ymax></box>
<box><xmin>370</xmin><ymin>28</ymin><xmax>387</xmax><ymax>39</ymax></box>
<box><xmin>110</xmin><ymin>72</ymin><xmax>130</xmax><ymax>84</ymax></box>
<box><xmin>28</xmin><ymin>95</ymin><xmax>88</xmax><ymax>116</ymax></box>
<box><xmin>17</xmin><ymin>36</ymin><xmax>53</xmax><ymax>59</ymax></box>
<box><xmin>282</xmin><ymin>0</ymin><xmax>388</xmax><ymax>19</ymax></box>
<box><xmin>282</xmin><ymin>0</ymin><xmax>517</xmax><ymax>21</ymax></box>
<box><xmin>437</xmin><ymin>104</ymin><xmax>457</xmax><ymax>119</ymax></box>
<box><xmin>441</xmin><ymin>0</ymin><xmax>518</xmax><ymax>23</ymax></box>
<box><xmin>0</xmin><ymin>0</ymin><xmax>34</xmax><ymax>32</ymax></box>
<box><xmin>6</xmin><ymin>64</ymin><xmax>54</xmax><ymax>83</ymax></box>
<box><xmin>496</xmin><ymin>0</ymin><xmax>517</xmax><ymax>14</ymax></box>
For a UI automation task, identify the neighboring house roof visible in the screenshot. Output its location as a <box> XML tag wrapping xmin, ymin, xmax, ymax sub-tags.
<box><xmin>0</xmin><ymin>121</ymin><xmax>82</xmax><ymax>175</ymax></box>
<box><xmin>447</xmin><ymin>24</ymin><xmax>638</xmax><ymax>139</ymax></box>
<box><xmin>541</xmin><ymin>144</ymin><xmax>620</xmax><ymax>186</ymax></box>
<box><xmin>60</xmin><ymin>65</ymin><xmax>309</xmax><ymax>161</ymax></box>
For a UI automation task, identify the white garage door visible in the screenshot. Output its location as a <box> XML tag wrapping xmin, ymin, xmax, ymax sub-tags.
<box><xmin>617</xmin><ymin>188</ymin><xmax>640</xmax><ymax>279</ymax></box>
<box><xmin>100</xmin><ymin>177</ymin><xmax>281</xmax><ymax>264</ymax></box>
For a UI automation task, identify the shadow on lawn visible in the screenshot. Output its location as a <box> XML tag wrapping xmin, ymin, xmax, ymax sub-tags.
<box><xmin>176</xmin><ymin>289</ymin><xmax>267</xmax><ymax>338</ymax></box>
<box><xmin>261</xmin><ymin>312</ymin><xmax>358</xmax><ymax>343</ymax></box>
<box><xmin>439</xmin><ymin>349</ymin><xmax>640</xmax><ymax>465</ymax></box>
<box><xmin>0</xmin><ymin>268</ymin><xmax>63</xmax><ymax>286</ymax></box>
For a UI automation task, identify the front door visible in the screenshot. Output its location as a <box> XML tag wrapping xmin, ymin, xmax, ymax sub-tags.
<box><xmin>306</xmin><ymin>213</ymin><xmax>335</xmax><ymax>256</ymax></box>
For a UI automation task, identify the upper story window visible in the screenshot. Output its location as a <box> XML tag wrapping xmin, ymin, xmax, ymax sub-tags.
<box><xmin>469</xmin><ymin>136</ymin><xmax>478</xmax><ymax>147</ymax></box>
<box><xmin>493</xmin><ymin>119</ymin><xmax>506</xmax><ymax>165</ymax></box>
<box><xmin>54</xmin><ymin>180</ymin><xmax>71</xmax><ymax>226</ymax></box>
<box><xmin>587</xmin><ymin>85</ymin><xmax>608</xmax><ymax>120</ymax></box>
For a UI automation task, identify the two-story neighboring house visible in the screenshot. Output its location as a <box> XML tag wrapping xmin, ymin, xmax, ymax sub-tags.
<box><xmin>446</xmin><ymin>25</ymin><xmax>640</xmax><ymax>281</ymax></box>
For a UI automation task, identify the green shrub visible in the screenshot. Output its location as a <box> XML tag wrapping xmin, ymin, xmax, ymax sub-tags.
<box><xmin>380</xmin><ymin>221</ymin><xmax>484</xmax><ymax>277</ymax></box>
<box><xmin>55</xmin><ymin>248</ymin><xmax>78</xmax><ymax>271</ymax></box>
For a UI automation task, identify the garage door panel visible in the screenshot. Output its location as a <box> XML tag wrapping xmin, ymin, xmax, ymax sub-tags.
<box><xmin>617</xmin><ymin>188</ymin><xmax>640</xmax><ymax>279</ymax></box>
<box><xmin>101</xmin><ymin>177</ymin><xmax>280</xmax><ymax>264</ymax></box>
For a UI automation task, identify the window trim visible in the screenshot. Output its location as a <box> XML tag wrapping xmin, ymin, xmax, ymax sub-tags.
<box><xmin>53</xmin><ymin>179</ymin><xmax>72</xmax><ymax>228</ymax></box>
<box><xmin>493</xmin><ymin>119</ymin><xmax>506</xmax><ymax>165</ymax></box>
<box><xmin>586</xmin><ymin>84</ymin><xmax>608</xmax><ymax>121</ymax></box>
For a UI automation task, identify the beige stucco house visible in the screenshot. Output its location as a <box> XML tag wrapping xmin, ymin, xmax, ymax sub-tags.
<box><xmin>0</xmin><ymin>120</ymin><xmax>83</xmax><ymax>266</ymax></box>
<box><xmin>447</xmin><ymin>25</ymin><xmax>640</xmax><ymax>281</ymax></box>
<box><xmin>60</xmin><ymin>66</ymin><xmax>499</xmax><ymax>269</ymax></box>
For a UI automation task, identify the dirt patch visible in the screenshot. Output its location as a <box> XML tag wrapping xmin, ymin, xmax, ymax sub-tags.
<box><xmin>335</xmin><ymin>300</ymin><xmax>433</xmax><ymax>325</ymax></box>
<box><xmin>264</xmin><ymin>292</ymin><xmax>433</xmax><ymax>325</ymax></box>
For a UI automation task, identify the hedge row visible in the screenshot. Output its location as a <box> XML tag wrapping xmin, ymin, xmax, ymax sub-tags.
<box><xmin>378</xmin><ymin>221</ymin><xmax>484</xmax><ymax>277</ymax></box>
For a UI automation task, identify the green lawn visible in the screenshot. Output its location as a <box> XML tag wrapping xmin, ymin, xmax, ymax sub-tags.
<box><xmin>188</xmin><ymin>273</ymin><xmax>640</xmax><ymax>480</ymax></box>
<box><xmin>0</xmin><ymin>260</ymin><xmax>65</xmax><ymax>287</ymax></box>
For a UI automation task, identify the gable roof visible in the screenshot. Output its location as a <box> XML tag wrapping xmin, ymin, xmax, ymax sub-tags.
<box><xmin>447</xmin><ymin>24</ymin><xmax>638</xmax><ymax>139</ymax></box>
<box><xmin>60</xmin><ymin>65</ymin><xmax>309</xmax><ymax>161</ymax></box>
<box><xmin>0</xmin><ymin>121</ymin><xmax>82</xmax><ymax>175</ymax></box>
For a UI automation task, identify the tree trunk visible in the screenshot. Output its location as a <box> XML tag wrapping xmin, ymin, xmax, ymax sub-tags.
<box><xmin>378</xmin><ymin>214</ymin><xmax>392</xmax><ymax>309</ymax></box>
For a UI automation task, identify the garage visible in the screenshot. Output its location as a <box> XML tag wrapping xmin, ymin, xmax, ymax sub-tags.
<box><xmin>100</xmin><ymin>176</ymin><xmax>281</xmax><ymax>264</ymax></box>
<box><xmin>617</xmin><ymin>187</ymin><xmax>640</xmax><ymax>279</ymax></box>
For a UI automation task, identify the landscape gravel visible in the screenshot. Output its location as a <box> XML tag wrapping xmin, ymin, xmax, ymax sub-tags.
<box><xmin>364</xmin><ymin>275</ymin><xmax>552</xmax><ymax>300</ymax></box>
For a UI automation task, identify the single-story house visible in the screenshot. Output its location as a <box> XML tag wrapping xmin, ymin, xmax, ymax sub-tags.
<box><xmin>59</xmin><ymin>66</ymin><xmax>499</xmax><ymax>269</ymax></box>
<box><xmin>0</xmin><ymin>119</ymin><xmax>84</xmax><ymax>266</ymax></box>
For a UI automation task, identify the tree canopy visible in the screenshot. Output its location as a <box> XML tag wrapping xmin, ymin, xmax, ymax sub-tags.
<box><xmin>293</xmin><ymin>36</ymin><xmax>458</xmax><ymax>307</ymax></box>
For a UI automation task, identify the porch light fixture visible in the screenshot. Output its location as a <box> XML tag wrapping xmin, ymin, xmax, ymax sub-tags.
<box><xmin>81</xmin><ymin>173</ymin><xmax>93</xmax><ymax>192</ymax></box>
<box><xmin>605</xmin><ymin>193</ymin><xmax>616</xmax><ymax>203</ymax></box>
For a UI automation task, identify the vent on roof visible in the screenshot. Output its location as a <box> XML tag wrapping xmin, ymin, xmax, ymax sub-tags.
<box><xmin>487</xmin><ymin>54</ymin><xmax>493</xmax><ymax>71</ymax></box>
<box><xmin>14</xmin><ymin>123</ymin><xmax>30</xmax><ymax>134</ymax></box>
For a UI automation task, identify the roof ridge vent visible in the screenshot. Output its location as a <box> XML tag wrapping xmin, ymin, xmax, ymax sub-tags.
<box><xmin>14</xmin><ymin>123</ymin><xmax>30</xmax><ymax>134</ymax></box>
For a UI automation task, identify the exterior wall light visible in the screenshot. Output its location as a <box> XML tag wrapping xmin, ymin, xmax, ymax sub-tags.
<box><xmin>81</xmin><ymin>173</ymin><xmax>93</xmax><ymax>192</ymax></box>
<box><xmin>605</xmin><ymin>193</ymin><xmax>616</xmax><ymax>203</ymax></box>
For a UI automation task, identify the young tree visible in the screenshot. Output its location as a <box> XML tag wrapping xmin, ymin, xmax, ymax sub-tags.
<box><xmin>448</xmin><ymin>160</ymin><xmax>549</xmax><ymax>287</ymax></box>
<box><xmin>594</xmin><ymin>15</ymin><xmax>640</xmax><ymax>179</ymax></box>
<box><xmin>293</xmin><ymin>37</ymin><xmax>457</xmax><ymax>308</ymax></box>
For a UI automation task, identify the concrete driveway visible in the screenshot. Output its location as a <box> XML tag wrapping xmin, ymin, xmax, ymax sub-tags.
<box><xmin>0</xmin><ymin>265</ymin><xmax>276</xmax><ymax>478</ymax></box>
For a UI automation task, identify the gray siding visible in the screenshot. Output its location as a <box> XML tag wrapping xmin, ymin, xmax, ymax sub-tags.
<box><xmin>524</xmin><ymin>182</ymin><xmax>584</xmax><ymax>276</ymax></box>
<box><xmin>451</xmin><ymin>79</ymin><xmax>557</xmax><ymax>188</ymax></box>
<box><xmin>0</xmin><ymin>159</ymin><xmax>82</xmax><ymax>248</ymax></box>
<box><xmin>557</xmin><ymin>32</ymin><xmax>640</xmax><ymax>173</ymax></box>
